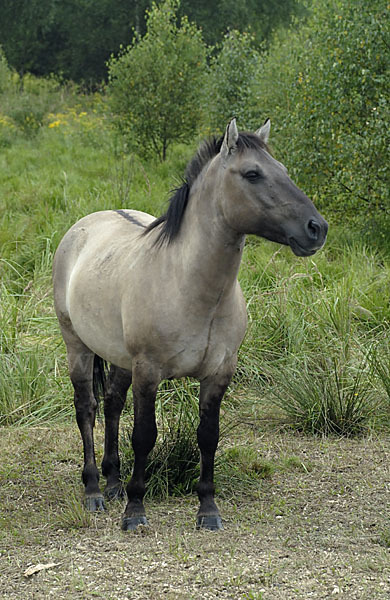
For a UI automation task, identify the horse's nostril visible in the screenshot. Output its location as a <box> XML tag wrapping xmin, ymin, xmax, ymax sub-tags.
<box><xmin>307</xmin><ymin>219</ymin><xmax>320</xmax><ymax>241</ymax></box>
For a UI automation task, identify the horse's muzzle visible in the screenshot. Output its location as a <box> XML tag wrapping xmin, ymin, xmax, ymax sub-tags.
<box><xmin>289</xmin><ymin>218</ymin><xmax>328</xmax><ymax>257</ymax></box>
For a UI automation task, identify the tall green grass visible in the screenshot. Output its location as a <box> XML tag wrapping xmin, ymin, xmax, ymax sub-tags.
<box><xmin>0</xmin><ymin>243</ymin><xmax>73</xmax><ymax>425</ymax></box>
<box><xmin>238</xmin><ymin>239</ymin><xmax>390</xmax><ymax>434</ymax></box>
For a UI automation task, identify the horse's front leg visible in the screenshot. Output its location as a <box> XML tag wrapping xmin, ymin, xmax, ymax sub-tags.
<box><xmin>101</xmin><ymin>365</ymin><xmax>132</xmax><ymax>501</ymax></box>
<box><xmin>196</xmin><ymin>368</ymin><xmax>234</xmax><ymax>531</ymax></box>
<box><xmin>122</xmin><ymin>359</ymin><xmax>159</xmax><ymax>531</ymax></box>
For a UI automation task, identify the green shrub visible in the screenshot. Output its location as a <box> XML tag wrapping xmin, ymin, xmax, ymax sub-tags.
<box><xmin>0</xmin><ymin>70</ymin><xmax>78</xmax><ymax>141</ymax></box>
<box><xmin>0</xmin><ymin>47</ymin><xmax>12</xmax><ymax>93</ymax></box>
<box><xmin>108</xmin><ymin>0</ymin><xmax>207</xmax><ymax>160</ymax></box>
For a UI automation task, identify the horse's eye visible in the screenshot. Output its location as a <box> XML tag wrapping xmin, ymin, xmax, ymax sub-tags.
<box><xmin>242</xmin><ymin>170</ymin><xmax>263</xmax><ymax>183</ymax></box>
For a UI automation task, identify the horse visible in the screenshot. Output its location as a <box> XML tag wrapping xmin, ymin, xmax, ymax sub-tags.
<box><xmin>53</xmin><ymin>118</ymin><xmax>328</xmax><ymax>531</ymax></box>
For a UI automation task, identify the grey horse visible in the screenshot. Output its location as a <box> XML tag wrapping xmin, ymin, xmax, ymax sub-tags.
<box><xmin>53</xmin><ymin>119</ymin><xmax>328</xmax><ymax>531</ymax></box>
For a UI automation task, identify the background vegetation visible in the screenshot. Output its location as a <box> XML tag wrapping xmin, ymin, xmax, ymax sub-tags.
<box><xmin>0</xmin><ymin>0</ymin><xmax>389</xmax><ymax>495</ymax></box>
<box><xmin>0</xmin><ymin>0</ymin><xmax>302</xmax><ymax>82</ymax></box>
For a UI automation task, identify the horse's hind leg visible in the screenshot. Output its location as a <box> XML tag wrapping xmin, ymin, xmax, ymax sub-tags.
<box><xmin>63</xmin><ymin>330</ymin><xmax>105</xmax><ymax>511</ymax></box>
<box><xmin>196</xmin><ymin>369</ymin><xmax>234</xmax><ymax>531</ymax></box>
<box><xmin>122</xmin><ymin>359</ymin><xmax>159</xmax><ymax>531</ymax></box>
<box><xmin>101</xmin><ymin>365</ymin><xmax>132</xmax><ymax>500</ymax></box>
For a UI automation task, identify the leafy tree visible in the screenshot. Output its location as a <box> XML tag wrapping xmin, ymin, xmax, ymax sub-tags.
<box><xmin>0</xmin><ymin>0</ymin><xmax>151</xmax><ymax>83</ymax></box>
<box><xmin>44</xmin><ymin>0</ymin><xmax>151</xmax><ymax>83</ymax></box>
<box><xmin>179</xmin><ymin>0</ymin><xmax>304</xmax><ymax>47</ymax></box>
<box><xmin>0</xmin><ymin>0</ymin><xmax>304</xmax><ymax>83</ymax></box>
<box><xmin>0</xmin><ymin>0</ymin><xmax>56</xmax><ymax>77</ymax></box>
<box><xmin>203</xmin><ymin>30</ymin><xmax>262</xmax><ymax>134</ymax></box>
<box><xmin>108</xmin><ymin>0</ymin><xmax>207</xmax><ymax>160</ymax></box>
<box><xmin>258</xmin><ymin>0</ymin><xmax>390</xmax><ymax>244</ymax></box>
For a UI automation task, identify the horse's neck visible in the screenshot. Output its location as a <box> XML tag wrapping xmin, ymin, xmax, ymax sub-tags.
<box><xmin>175</xmin><ymin>171</ymin><xmax>245</xmax><ymax>302</ymax></box>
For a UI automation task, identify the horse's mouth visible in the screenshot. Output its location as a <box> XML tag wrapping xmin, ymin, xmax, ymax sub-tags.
<box><xmin>289</xmin><ymin>237</ymin><xmax>318</xmax><ymax>257</ymax></box>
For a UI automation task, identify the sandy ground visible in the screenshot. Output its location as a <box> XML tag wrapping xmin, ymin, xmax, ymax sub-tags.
<box><xmin>1</xmin><ymin>425</ymin><xmax>390</xmax><ymax>599</ymax></box>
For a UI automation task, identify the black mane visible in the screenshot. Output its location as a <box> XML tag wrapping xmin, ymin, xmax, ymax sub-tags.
<box><xmin>144</xmin><ymin>132</ymin><xmax>267</xmax><ymax>246</ymax></box>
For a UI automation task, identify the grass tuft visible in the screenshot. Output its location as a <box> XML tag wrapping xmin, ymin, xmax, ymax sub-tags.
<box><xmin>56</xmin><ymin>488</ymin><xmax>92</xmax><ymax>530</ymax></box>
<box><xmin>268</xmin><ymin>353</ymin><xmax>377</xmax><ymax>436</ymax></box>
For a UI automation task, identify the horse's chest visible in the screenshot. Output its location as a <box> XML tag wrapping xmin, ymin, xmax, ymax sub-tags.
<box><xmin>157</xmin><ymin>314</ymin><xmax>243</xmax><ymax>380</ymax></box>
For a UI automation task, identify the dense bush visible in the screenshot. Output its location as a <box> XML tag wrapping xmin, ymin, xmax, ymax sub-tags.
<box><xmin>0</xmin><ymin>57</ymin><xmax>81</xmax><ymax>148</ymax></box>
<box><xmin>258</xmin><ymin>0</ymin><xmax>389</xmax><ymax>246</ymax></box>
<box><xmin>0</xmin><ymin>48</ymin><xmax>12</xmax><ymax>93</ymax></box>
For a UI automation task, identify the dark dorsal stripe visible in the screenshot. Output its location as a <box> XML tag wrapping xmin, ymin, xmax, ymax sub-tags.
<box><xmin>116</xmin><ymin>210</ymin><xmax>146</xmax><ymax>228</ymax></box>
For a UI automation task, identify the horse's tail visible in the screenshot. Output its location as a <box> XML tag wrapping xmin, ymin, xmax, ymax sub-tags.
<box><xmin>93</xmin><ymin>354</ymin><xmax>108</xmax><ymax>408</ymax></box>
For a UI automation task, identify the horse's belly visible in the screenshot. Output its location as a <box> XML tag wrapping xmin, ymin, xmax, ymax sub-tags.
<box><xmin>68</xmin><ymin>303</ymin><xmax>133</xmax><ymax>370</ymax></box>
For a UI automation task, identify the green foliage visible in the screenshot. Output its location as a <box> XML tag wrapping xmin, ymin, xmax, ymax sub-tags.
<box><xmin>269</xmin><ymin>355</ymin><xmax>377</xmax><ymax>436</ymax></box>
<box><xmin>238</xmin><ymin>237</ymin><xmax>390</xmax><ymax>435</ymax></box>
<box><xmin>5</xmin><ymin>75</ymin><xmax>63</xmax><ymax>137</ymax></box>
<box><xmin>0</xmin><ymin>0</ymin><xmax>151</xmax><ymax>83</ymax></box>
<box><xmin>108</xmin><ymin>0</ymin><xmax>207</xmax><ymax>160</ymax></box>
<box><xmin>0</xmin><ymin>0</ymin><xmax>56</xmax><ymax>77</ymax></box>
<box><xmin>259</xmin><ymin>0</ymin><xmax>390</xmax><ymax>246</ymax></box>
<box><xmin>0</xmin><ymin>247</ymin><xmax>73</xmax><ymax>426</ymax></box>
<box><xmin>203</xmin><ymin>31</ymin><xmax>262</xmax><ymax>134</ymax></box>
<box><xmin>0</xmin><ymin>68</ymin><xmax>81</xmax><ymax>148</ymax></box>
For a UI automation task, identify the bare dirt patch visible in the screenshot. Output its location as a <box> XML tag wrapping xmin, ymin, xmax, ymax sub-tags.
<box><xmin>1</xmin><ymin>424</ymin><xmax>390</xmax><ymax>599</ymax></box>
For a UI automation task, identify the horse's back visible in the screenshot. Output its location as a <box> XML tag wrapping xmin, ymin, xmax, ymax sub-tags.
<box><xmin>53</xmin><ymin>208</ymin><xmax>153</xmax><ymax>276</ymax></box>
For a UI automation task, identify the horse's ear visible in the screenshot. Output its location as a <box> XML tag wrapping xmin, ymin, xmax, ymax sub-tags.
<box><xmin>221</xmin><ymin>118</ymin><xmax>239</xmax><ymax>161</ymax></box>
<box><xmin>256</xmin><ymin>118</ymin><xmax>271</xmax><ymax>144</ymax></box>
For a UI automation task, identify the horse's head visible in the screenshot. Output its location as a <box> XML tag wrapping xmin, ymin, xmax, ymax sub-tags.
<box><xmin>217</xmin><ymin>119</ymin><xmax>328</xmax><ymax>256</ymax></box>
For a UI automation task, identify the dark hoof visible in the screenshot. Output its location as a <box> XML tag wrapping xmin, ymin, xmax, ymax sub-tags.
<box><xmin>121</xmin><ymin>515</ymin><xmax>149</xmax><ymax>531</ymax></box>
<box><xmin>196</xmin><ymin>515</ymin><xmax>223</xmax><ymax>531</ymax></box>
<box><xmin>104</xmin><ymin>485</ymin><xmax>124</xmax><ymax>501</ymax></box>
<box><xmin>85</xmin><ymin>495</ymin><xmax>106</xmax><ymax>512</ymax></box>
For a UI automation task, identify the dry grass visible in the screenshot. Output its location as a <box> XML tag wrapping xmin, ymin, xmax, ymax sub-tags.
<box><xmin>1</xmin><ymin>423</ymin><xmax>390</xmax><ymax>599</ymax></box>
